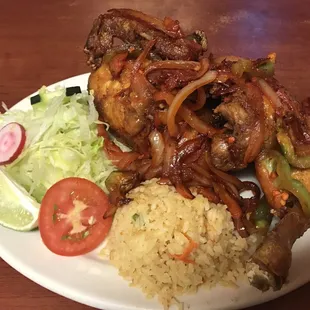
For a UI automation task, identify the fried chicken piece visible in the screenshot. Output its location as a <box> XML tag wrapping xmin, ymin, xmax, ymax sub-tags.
<box><xmin>247</xmin><ymin>205</ymin><xmax>309</xmax><ymax>291</ymax></box>
<box><xmin>210</xmin><ymin>88</ymin><xmax>277</xmax><ymax>171</ymax></box>
<box><xmin>85</xmin><ymin>9</ymin><xmax>208</xmax><ymax>152</ymax></box>
<box><xmin>88</xmin><ymin>55</ymin><xmax>154</xmax><ymax>153</ymax></box>
<box><xmin>84</xmin><ymin>9</ymin><xmax>207</xmax><ymax>70</ymax></box>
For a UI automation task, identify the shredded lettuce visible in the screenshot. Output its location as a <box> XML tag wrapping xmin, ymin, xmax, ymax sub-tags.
<box><xmin>0</xmin><ymin>87</ymin><xmax>115</xmax><ymax>202</ymax></box>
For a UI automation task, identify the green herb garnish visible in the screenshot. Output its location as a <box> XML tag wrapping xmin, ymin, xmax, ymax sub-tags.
<box><xmin>132</xmin><ymin>213</ymin><xmax>139</xmax><ymax>221</ymax></box>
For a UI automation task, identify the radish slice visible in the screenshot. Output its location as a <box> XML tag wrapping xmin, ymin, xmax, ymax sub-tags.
<box><xmin>0</xmin><ymin>122</ymin><xmax>26</xmax><ymax>165</ymax></box>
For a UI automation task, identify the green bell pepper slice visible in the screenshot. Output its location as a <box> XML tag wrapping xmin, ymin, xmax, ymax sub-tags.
<box><xmin>277</xmin><ymin>131</ymin><xmax>310</xmax><ymax>169</ymax></box>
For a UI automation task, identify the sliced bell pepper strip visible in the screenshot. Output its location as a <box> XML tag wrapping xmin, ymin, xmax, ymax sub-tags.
<box><xmin>269</xmin><ymin>150</ymin><xmax>310</xmax><ymax>217</ymax></box>
<box><xmin>277</xmin><ymin>131</ymin><xmax>310</xmax><ymax>169</ymax></box>
<box><xmin>231</xmin><ymin>54</ymin><xmax>275</xmax><ymax>79</ymax></box>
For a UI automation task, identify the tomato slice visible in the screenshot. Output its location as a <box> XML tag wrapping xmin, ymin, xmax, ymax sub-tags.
<box><xmin>39</xmin><ymin>177</ymin><xmax>113</xmax><ymax>256</ymax></box>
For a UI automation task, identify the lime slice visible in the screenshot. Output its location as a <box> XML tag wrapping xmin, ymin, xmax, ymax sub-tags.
<box><xmin>0</xmin><ymin>168</ymin><xmax>39</xmax><ymax>231</ymax></box>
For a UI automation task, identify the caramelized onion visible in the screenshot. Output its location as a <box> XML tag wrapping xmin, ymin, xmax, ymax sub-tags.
<box><xmin>149</xmin><ymin>129</ymin><xmax>165</xmax><ymax>167</ymax></box>
<box><xmin>183</xmin><ymin>143</ymin><xmax>206</xmax><ymax>164</ymax></box>
<box><xmin>154</xmin><ymin>110</ymin><xmax>168</xmax><ymax>127</ymax></box>
<box><xmin>225</xmin><ymin>182</ymin><xmax>242</xmax><ymax>202</ymax></box>
<box><xmin>178</xmin><ymin>127</ymin><xmax>199</xmax><ymax>146</ymax></box>
<box><xmin>97</xmin><ymin>124</ymin><xmax>141</xmax><ymax>169</ymax></box>
<box><xmin>132</xmin><ymin>39</ymin><xmax>156</xmax><ymax>74</ymax></box>
<box><xmin>190</xmin><ymin>162</ymin><xmax>213</xmax><ymax>180</ymax></box>
<box><xmin>196</xmin><ymin>187</ymin><xmax>220</xmax><ymax>204</ymax></box>
<box><xmin>154</xmin><ymin>91</ymin><xmax>174</xmax><ymax>105</ymax></box>
<box><xmin>155</xmin><ymin>89</ymin><xmax>220</xmax><ymax>137</ymax></box>
<box><xmin>213</xmin><ymin>182</ymin><xmax>243</xmax><ymax>219</ymax></box>
<box><xmin>241</xmin><ymin>181</ymin><xmax>261</xmax><ymax>200</ymax></box>
<box><xmin>116</xmin><ymin>152</ymin><xmax>141</xmax><ymax>170</ymax></box>
<box><xmin>188</xmin><ymin>87</ymin><xmax>207</xmax><ymax>111</ymax></box>
<box><xmin>144</xmin><ymin>165</ymin><xmax>163</xmax><ymax>179</ymax></box>
<box><xmin>233</xmin><ymin>218</ymin><xmax>249</xmax><ymax>238</ymax></box>
<box><xmin>161</xmin><ymin>133</ymin><xmax>199</xmax><ymax>200</ymax></box>
<box><xmin>176</xmin><ymin>136</ymin><xmax>206</xmax><ymax>165</ymax></box>
<box><xmin>195</xmin><ymin>58</ymin><xmax>211</xmax><ymax>78</ymax></box>
<box><xmin>145</xmin><ymin>60</ymin><xmax>201</xmax><ymax>75</ymax></box>
<box><xmin>147</xmin><ymin>58</ymin><xmax>211</xmax><ymax>91</ymax></box>
<box><xmin>179</xmin><ymin>105</ymin><xmax>222</xmax><ymax>136</ymax></box>
<box><xmin>255</xmin><ymin>78</ymin><xmax>282</xmax><ymax>110</ymax></box>
<box><xmin>213</xmin><ymin>182</ymin><xmax>248</xmax><ymax>237</ymax></box>
<box><xmin>166</xmin><ymin>70</ymin><xmax>217</xmax><ymax>136</ymax></box>
<box><xmin>187</xmin><ymin>176</ymin><xmax>212</xmax><ymax>188</ymax></box>
<box><xmin>109</xmin><ymin>52</ymin><xmax>128</xmax><ymax>77</ymax></box>
<box><xmin>186</xmin><ymin>172</ymin><xmax>212</xmax><ymax>187</ymax></box>
<box><xmin>175</xmin><ymin>183</ymin><xmax>194</xmax><ymax>199</ymax></box>
<box><xmin>205</xmin><ymin>154</ymin><xmax>244</xmax><ymax>190</ymax></box>
<box><xmin>240</xmin><ymin>181</ymin><xmax>261</xmax><ymax>213</ymax></box>
<box><xmin>162</xmin><ymin>133</ymin><xmax>177</xmax><ymax>177</ymax></box>
<box><xmin>137</xmin><ymin>159</ymin><xmax>152</xmax><ymax>175</ymax></box>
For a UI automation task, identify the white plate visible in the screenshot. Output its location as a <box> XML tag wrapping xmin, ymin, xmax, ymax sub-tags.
<box><xmin>1</xmin><ymin>74</ymin><xmax>310</xmax><ymax>310</ymax></box>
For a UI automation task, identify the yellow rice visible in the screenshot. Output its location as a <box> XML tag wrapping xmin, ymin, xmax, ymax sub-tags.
<box><xmin>101</xmin><ymin>179</ymin><xmax>258</xmax><ymax>309</ymax></box>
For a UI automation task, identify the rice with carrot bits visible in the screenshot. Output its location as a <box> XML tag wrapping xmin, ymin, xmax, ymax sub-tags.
<box><xmin>100</xmin><ymin>179</ymin><xmax>259</xmax><ymax>309</ymax></box>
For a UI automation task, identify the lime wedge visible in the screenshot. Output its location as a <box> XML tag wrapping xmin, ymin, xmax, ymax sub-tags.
<box><xmin>0</xmin><ymin>168</ymin><xmax>40</xmax><ymax>231</ymax></box>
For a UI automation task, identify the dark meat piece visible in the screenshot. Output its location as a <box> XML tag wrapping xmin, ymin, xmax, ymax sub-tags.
<box><xmin>284</xmin><ymin>101</ymin><xmax>310</xmax><ymax>157</ymax></box>
<box><xmin>145</xmin><ymin>58</ymin><xmax>210</xmax><ymax>91</ymax></box>
<box><xmin>210</xmin><ymin>134</ymin><xmax>237</xmax><ymax>171</ymax></box>
<box><xmin>211</xmin><ymin>90</ymin><xmax>252</xmax><ymax>171</ymax></box>
<box><xmin>247</xmin><ymin>205</ymin><xmax>310</xmax><ymax>291</ymax></box>
<box><xmin>268</xmin><ymin>78</ymin><xmax>310</xmax><ymax>156</ymax></box>
<box><xmin>215</xmin><ymin>90</ymin><xmax>249</xmax><ymax>124</ymax></box>
<box><xmin>266</xmin><ymin>77</ymin><xmax>299</xmax><ymax>115</ymax></box>
<box><xmin>147</xmin><ymin>69</ymin><xmax>202</xmax><ymax>90</ymax></box>
<box><xmin>210</xmin><ymin>85</ymin><xmax>277</xmax><ymax>171</ymax></box>
<box><xmin>86</xmin><ymin>10</ymin><xmax>208</xmax><ymax>152</ymax></box>
<box><xmin>88</xmin><ymin>57</ymin><xmax>155</xmax><ymax>153</ymax></box>
<box><xmin>84</xmin><ymin>9</ymin><xmax>207</xmax><ymax>69</ymax></box>
<box><xmin>207</xmin><ymin>56</ymin><xmax>284</xmax><ymax>172</ymax></box>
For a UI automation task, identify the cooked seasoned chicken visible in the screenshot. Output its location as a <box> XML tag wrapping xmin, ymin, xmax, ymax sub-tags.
<box><xmin>211</xmin><ymin>86</ymin><xmax>277</xmax><ymax>171</ymax></box>
<box><xmin>88</xmin><ymin>54</ymin><xmax>155</xmax><ymax>152</ymax></box>
<box><xmin>85</xmin><ymin>9</ymin><xmax>208</xmax><ymax>152</ymax></box>
<box><xmin>211</xmin><ymin>90</ymin><xmax>251</xmax><ymax>171</ymax></box>
<box><xmin>247</xmin><ymin>205</ymin><xmax>309</xmax><ymax>291</ymax></box>
<box><xmin>85</xmin><ymin>8</ymin><xmax>207</xmax><ymax>70</ymax></box>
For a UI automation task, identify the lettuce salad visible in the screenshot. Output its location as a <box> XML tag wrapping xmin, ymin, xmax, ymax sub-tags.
<box><xmin>0</xmin><ymin>86</ymin><xmax>115</xmax><ymax>202</ymax></box>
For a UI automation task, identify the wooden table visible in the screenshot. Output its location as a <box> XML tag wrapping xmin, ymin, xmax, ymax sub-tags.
<box><xmin>0</xmin><ymin>0</ymin><xmax>309</xmax><ymax>309</ymax></box>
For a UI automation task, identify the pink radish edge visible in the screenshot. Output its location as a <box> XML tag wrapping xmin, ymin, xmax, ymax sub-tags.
<box><xmin>0</xmin><ymin>122</ymin><xmax>26</xmax><ymax>165</ymax></box>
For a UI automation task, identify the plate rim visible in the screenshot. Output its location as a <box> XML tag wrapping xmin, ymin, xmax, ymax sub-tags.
<box><xmin>0</xmin><ymin>73</ymin><xmax>309</xmax><ymax>310</ymax></box>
